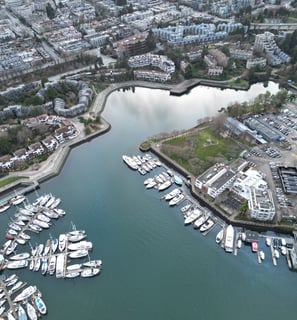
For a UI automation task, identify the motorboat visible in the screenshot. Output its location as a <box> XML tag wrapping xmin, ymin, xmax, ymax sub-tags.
<box><xmin>274</xmin><ymin>249</ymin><xmax>280</xmax><ymax>259</ymax></box>
<box><xmin>224</xmin><ymin>225</ymin><xmax>235</xmax><ymax>253</ymax></box>
<box><xmin>68</xmin><ymin>233</ymin><xmax>87</xmax><ymax>243</ymax></box>
<box><xmin>39</xmin><ymin>194</ymin><xmax>51</xmax><ymax>207</ymax></box>
<box><xmin>10</xmin><ymin>195</ymin><xmax>26</xmax><ymax>206</ymax></box>
<box><xmin>180</xmin><ymin>203</ymin><xmax>192</xmax><ymax>214</ymax></box>
<box><xmin>2</xmin><ymin>239</ymin><xmax>12</xmax><ymax>252</ymax></box>
<box><xmin>45</xmin><ymin>195</ymin><xmax>56</xmax><ymax>208</ymax></box>
<box><xmin>6</xmin><ymin>277</ymin><xmax>18</xmax><ymax>287</ymax></box>
<box><xmin>164</xmin><ymin>188</ymin><xmax>181</xmax><ymax>201</ymax></box>
<box><xmin>65</xmin><ymin>272</ymin><xmax>80</xmax><ymax>279</ymax></box>
<box><xmin>37</xmin><ymin>243</ymin><xmax>44</xmax><ymax>256</ymax></box>
<box><xmin>122</xmin><ymin>155</ymin><xmax>138</xmax><ymax>170</ymax></box>
<box><xmin>33</xmin><ymin>258</ymin><xmax>41</xmax><ymax>272</ymax></box>
<box><xmin>5</xmin><ymin>242</ymin><xmax>18</xmax><ymax>255</ymax></box>
<box><xmin>8</xmin><ymin>281</ymin><xmax>23</xmax><ymax>293</ymax></box>
<box><xmin>237</xmin><ymin>239</ymin><xmax>242</xmax><ymax>249</ymax></box>
<box><xmin>47</xmin><ymin>255</ymin><xmax>56</xmax><ymax>275</ymax></box>
<box><xmin>7</xmin><ymin>229</ymin><xmax>18</xmax><ymax>236</ymax></box>
<box><xmin>252</xmin><ymin>241</ymin><xmax>258</xmax><ymax>252</ymax></box>
<box><xmin>36</xmin><ymin>214</ymin><xmax>51</xmax><ymax>223</ymax></box>
<box><xmin>0</xmin><ymin>201</ymin><xmax>10</xmax><ymax>213</ymax></box>
<box><xmin>41</xmin><ymin>257</ymin><xmax>48</xmax><ymax>275</ymax></box>
<box><xmin>32</xmin><ymin>219</ymin><xmax>50</xmax><ymax>229</ymax></box>
<box><xmin>0</xmin><ymin>306</ymin><xmax>5</xmax><ymax>316</ymax></box>
<box><xmin>216</xmin><ymin>229</ymin><xmax>224</xmax><ymax>244</ymax></box>
<box><xmin>16</xmin><ymin>237</ymin><xmax>27</xmax><ymax>245</ymax></box>
<box><xmin>9</xmin><ymin>223</ymin><xmax>22</xmax><ymax>231</ymax></box>
<box><xmin>51</xmin><ymin>238</ymin><xmax>59</xmax><ymax>253</ymax></box>
<box><xmin>43</xmin><ymin>209</ymin><xmax>59</xmax><ymax>219</ymax></box>
<box><xmin>10</xmin><ymin>252</ymin><xmax>30</xmax><ymax>260</ymax></box>
<box><xmin>18</xmin><ymin>208</ymin><xmax>34</xmax><ymax>216</ymax></box>
<box><xmin>50</xmin><ymin>197</ymin><xmax>61</xmax><ymax>209</ymax></box>
<box><xmin>68</xmin><ymin>241</ymin><xmax>92</xmax><ymax>251</ymax></box>
<box><xmin>184</xmin><ymin>208</ymin><xmax>202</xmax><ymax>225</ymax></box>
<box><xmin>173</xmin><ymin>175</ymin><xmax>183</xmax><ymax>186</ymax></box>
<box><xmin>5</xmin><ymin>273</ymin><xmax>17</xmax><ymax>283</ymax></box>
<box><xmin>43</xmin><ymin>239</ymin><xmax>51</xmax><ymax>256</ymax></box>
<box><xmin>54</xmin><ymin>208</ymin><xmax>66</xmax><ymax>216</ymax></box>
<box><xmin>0</xmin><ymin>298</ymin><xmax>6</xmax><ymax>308</ymax></box>
<box><xmin>13</xmin><ymin>285</ymin><xmax>37</xmax><ymax>302</ymax></box>
<box><xmin>58</xmin><ymin>234</ymin><xmax>67</xmax><ymax>252</ymax></box>
<box><xmin>14</xmin><ymin>219</ymin><xmax>25</xmax><ymax>226</ymax></box>
<box><xmin>146</xmin><ymin>180</ymin><xmax>157</xmax><ymax>189</ymax></box>
<box><xmin>34</xmin><ymin>296</ymin><xmax>47</xmax><ymax>315</ymax></box>
<box><xmin>281</xmin><ymin>246</ymin><xmax>287</xmax><ymax>255</ymax></box>
<box><xmin>82</xmin><ymin>260</ymin><xmax>102</xmax><ymax>268</ymax></box>
<box><xmin>23</xmin><ymin>203</ymin><xmax>38</xmax><ymax>213</ymax></box>
<box><xmin>18</xmin><ymin>303</ymin><xmax>27</xmax><ymax>320</ymax></box>
<box><xmin>200</xmin><ymin>218</ymin><xmax>215</xmax><ymax>232</ymax></box>
<box><xmin>7</xmin><ymin>312</ymin><xmax>16</xmax><ymax>320</ymax></box>
<box><xmin>158</xmin><ymin>179</ymin><xmax>173</xmax><ymax>191</ymax></box>
<box><xmin>6</xmin><ymin>259</ymin><xmax>27</xmax><ymax>270</ymax></box>
<box><xmin>193</xmin><ymin>214</ymin><xmax>208</xmax><ymax>229</ymax></box>
<box><xmin>28</xmin><ymin>224</ymin><xmax>42</xmax><ymax>233</ymax></box>
<box><xmin>168</xmin><ymin>193</ymin><xmax>184</xmax><ymax>206</ymax></box>
<box><xmin>68</xmin><ymin>249</ymin><xmax>89</xmax><ymax>259</ymax></box>
<box><xmin>66</xmin><ymin>264</ymin><xmax>82</xmax><ymax>271</ymax></box>
<box><xmin>26</xmin><ymin>302</ymin><xmax>38</xmax><ymax>320</ymax></box>
<box><xmin>19</xmin><ymin>232</ymin><xmax>30</xmax><ymax>241</ymax></box>
<box><xmin>80</xmin><ymin>267</ymin><xmax>100</xmax><ymax>278</ymax></box>
<box><xmin>259</xmin><ymin>251</ymin><xmax>265</xmax><ymax>260</ymax></box>
<box><xmin>144</xmin><ymin>178</ymin><xmax>154</xmax><ymax>185</ymax></box>
<box><xmin>265</xmin><ymin>237</ymin><xmax>271</xmax><ymax>247</ymax></box>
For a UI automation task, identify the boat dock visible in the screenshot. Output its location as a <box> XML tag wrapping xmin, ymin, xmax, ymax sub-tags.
<box><xmin>0</xmin><ymin>277</ymin><xmax>27</xmax><ymax>319</ymax></box>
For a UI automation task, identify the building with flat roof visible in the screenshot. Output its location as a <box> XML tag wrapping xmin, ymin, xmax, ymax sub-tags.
<box><xmin>277</xmin><ymin>166</ymin><xmax>297</xmax><ymax>195</ymax></box>
<box><xmin>195</xmin><ymin>163</ymin><xmax>236</xmax><ymax>198</ymax></box>
<box><xmin>248</xmin><ymin>187</ymin><xmax>275</xmax><ymax>221</ymax></box>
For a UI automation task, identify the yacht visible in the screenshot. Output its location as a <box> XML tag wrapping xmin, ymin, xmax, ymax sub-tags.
<box><xmin>83</xmin><ymin>260</ymin><xmax>102</xmax><ymax>268</ymax></box>
<box><xmin>200</xmin><ymin>218</ymin><xmax>215</xmax><ymax>232</ymax></box>
<box><xmin>10</xmin><ymin>252</ymin><xmax>30</xmax><ymax>260</ymax></box>
<box><xmin>66</xmin><ymin>264</ymin><xmax>82</xmax><ymax>272</ymax></box>
<box><xmin>80</xmin><ymin>267</ymin><xmax>100</xmax><ymax>278</ymax></box>
<box><xmin>68</xmin><ymin>249</ymin><xmax>89</xmax><ymax>259</ymax></box>
<box><xmin>6</xmin><ymin>260</ymin><xmax>28</xmax><ymax>270</ymax></box>
<box><xmin>34</xmin><ymin>296</ymin><xmax>47</xmax><ymax>315</ymax></box>
<box><xmin>65</xmin><ymin>272</ymin><xmax>80</xmax><ymax>279</ymax></box>
<box><xmin>224</xmin><ymin>225</ymin><xmax>235</xmax><ymax>253</ymax></box>
<box><xmin>54</xmin><ymin>208</ymin><xmax>66</xmax><ymax>216</ymax></box>
<box><xmin>58</xmin><ymin>234</ymin><xmax>67</xmax><ymax>252</ymax></box>
<box><xmin>169</xmin><ymin>193</ymin><xmax>184</xmax><ymax>206</ymax></box>
<box><xmin>68</xmin><ymin>241</ymin><xmax>93</xmax><ymax>251</ymax></box>
<box><xmin>164</xmin><ymin>188</ymin><xmax>180</xmax><ymax>201</ymax></box>
<box><xmin>10</xmin><ymin>195</ymin><xmax>26</xmax><ymax>206</ymax></box>
<box><xmin>122</xmin><ymin>155</ymin><xmax>138</xmax><ymax>170</ymax></box>
<box><xmin>68</xmin><ymin>232</ymin><xmax>87</xmax><ymax>243</ymax></box>
<box><xmin>13</xmin><ymin>285</ymin><xmax>37</xmax><ymax>302</ymax></box>
<box><xmin>216</xmin><ymin>229</ymin><xmax>224</xmax><ymax>244</ymax></box>
<box><xmin>180</xmin><ymin>203</ymin><xmax>191</xmax><ymax>214</ymax></box>
<box><xmin>184</xmin><ymin>208</ymin><xmax>202</xmax><ymax>225</ymax></box>
<box><xmin>32</xmin><ymin>219</ymin><xmax>50</xmax><ymax>229</ymax></box>
<box><xmin>43</xmin><ymin>209</ymin><xmax>59</xmax><ymax>219</ymax></box>
<box><xmin>36</xmin><ymin>214</ymin><xmax>51</xmax><ymax>223</ymax></box>
<box><xmin>26</xmin><ymin>302</ymin><xmax>38</xmax><ymax>320</ymax></box>
<box><xmin>158</xmin><ymin>179</ymin><xmax>173</xmax><ymax>191</ymax></box>
<box><xmin>193</xmin><ymin>214</ymin><xmax>208</xmax><ymax>229</ymax></box>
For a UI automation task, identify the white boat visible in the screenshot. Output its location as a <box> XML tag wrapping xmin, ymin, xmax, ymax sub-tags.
<box><xmin>14</xmin><ymin>219</ymin><xmax>25</xmax><ymax>226</ymax></box>
<box><xmin>6</xmin><ymin>260</ymin><xmax>28</xmax><ymax>269</ymax></box>
<box><xmin>0</xmin><ymin>201</ymin><xmax>10</xmax><ymax>213</ymax></box>
<box><xmin>83</xmin><ymin>260</ymin><xmax>103</xmax><ymax>268</ymax></box>
<box><xmin>68</xmin><ymin>233</ymin><xmax>87</xmax><ymax>243</ymax></box>
<box><xmin>28</xmin><ymin>224</ymin><xmax>42</xmax><ymax>233</ymax></box>
<box><xmin>54</xmin><ymin>208</ymin><xmax>66</xmax><ymax>216</ymax></box>
<box><xmin>122</xmin><ymin>155</ymin><xmax>138</xmax><ymax>170</ymax></box>
<box><xmin>65</xmin><ymin>272</ymin><xmax>80</xmax><ymax>278</ymax></box>
<box><xmin>13</xmin><ymin>285</ymin><xmax>37</xmax><ymax>302</ymax></box>
<box><xmin>43</xmin><ymin>239</ymin><xmax>51</xmax><ymax>256</ymax></box>
<box><xmin>7</xmin><ymin>312</ymin><xmax>16</xmax><ymax>320</ymax></box>
<box><xmin>8</xmin><ymin>281</ymin><xmax>23</xmax><ymax>293</ymax></box>
<box><xmin>7</xmin><ymin>229</ymin><xmax>18</xmax><ymax>236</ymax></box>
<box><xmin>37</xmin><ymin>243</ymin><xmax>44</xmax><ymax>256</ymax></box>
<box><xmin>34</xmin><ymin>296</ymin><xmax>47</xmax><ymax>315</ymax></box>
<box><xmin>41</xmin><ymin>257</ymin><xmax>48</xmax><ymax>275</ymax></box>
<box><xmin>181</xmin><ymin>203</ymin><xmax>191</xmax><ymax>213</ymax></box>
<box><xmin>16</xmin><ymin>237</ymin><xmax>27</xmax><ymax>245</ymax></box>
<box><xmin>274</xmin><ymin>249</ymin><xmax>280</xmax><ymax>259</ymax></box>
<box><xmin>281</xmin><ymin>246</ymin><xmax>287</xmax><ymax>255</ymax></box>
<box><xmin>33</xmin><ymin>258</ymin><xmax>41</xmax><ymax>272</ymax></box>
<box><xmin>158</xmin><ymin>179</ymin><xmax>173</xmax><ymax>191</ymax></box>
<box><xmin>68</xmin><ymin>241</ymin><xmax>92</xmax><ymax>251</ymax></box>
<box><xmin>10</xmin><ymin>252</ymin><xmax>30</xmax><ymax>260</ymax></box>
<box><xmin>45</xmin><ymin>195</ymin><xmax>55</xmax><ymax>208</ymax></box>
<box><xmin>55</xmin><ymin>253</ymin><xmax>66</xmax><ymax>278</ymax></box>
<box><xmin>9</xmin><ymin>223</ymin><xmax>21</xmax><ymax>231</ymax></box>
<box><xmin>18</xmin><ymin>208</ymin><xmax>34</xmax><ymax>216</ymax></box>
<box><xmin>58</xmin><ymin>234</ymin><xmax>67</xmax><ymax>252</ymax></box>
<box><xmin>68</xmin><ymin>249</ymin><xmax>89</xmax><ymax>259</ymax></box>
<box><xmin>80</xmin><ymin>267</ymin><xmax>100</xmax><ymax>278</ymax></box>
<box><xmin>265</xmin><ymin>237</ymin><xmax>271</xmax><ymax>246</ymax></box>
<box><xmin>26</xmin><ymin>302</ymin><xmax>38</xmax><ymax>320</ymax></box>
<box><xmin>47</xmin><ymin>255</ymin><xmax>56</xmax><ymax>275</ymax></box>
<box><xmin>5</xmin><ymin>242</ymin><xmax>18</xmax><ymax>255</ymax></box>
<box><xmin>29</xmin><ymin>259</ymin><xmax>35</xmax><ymax>271</ymax></box>
<box><xmin>184</xmin><ymin>208</ymin><xmax>202</xmax><ymax>225</ymax></box>
<box><xmin>0</xmin><ymin>306</ymin><xmax>5</xmax><ymax>316</ymax></box>
<box><xmin>164</xmin><ymin>188</ymin><xmax>181</xmax><ymax>200</ymax></box>
<box><xmin>200</xmin><ymin>218</ymin><xmax>215</xmax><ymax>232</ymax></box>
<box><xmin>6</xmin><ymin>277</ymin><xmax>18</xmax><ymax>287</ymax></box>
<box><xmin>24</xmin><ymin>203</ymin><xmax>38</xmax><ymax>213</ymax></box>
<box><xmin>19</xmin><ymin>232</ymin><xmax>30</xmax><ymax>240</ymax></box>
<box><xmin>43</xmin><ymin>209</ymin><xmax>59</xmax><ymax>219</ymax></box>
<box><xmin>32</xmin><ymin>219</ymin><xmax>50</xmax><ymax>229</ymax></box>
<box><xmin>50</xmin><ymin>197</ymin><xmax>61</xmax><ymax>209</ymax></box>
<box><xmin>36</xmin><ymin>214</ymin><xmax>51</xmax><ymax>223</ymax></box>
<box><xmin>39</xmin><ymin>194</ymin><xmax>51</xmax><ymax>207</ymax></box>
<box><xmin>259</xmin><ymin>251</ymin><xmax>265</xmax><ymax>260</ymax></box>
<box><xmin>0</xmin><ymin>298</ymin><xmax>6</xmax><ymax>307</ymax></box>
<box><xmin>10</xmin><ymin>195</ymin><xmax>26</xmax><ymax>206</ymax></box>
<box><xmin>51</xmin><ymin>238</ymin><xmax>59</xmax><ymax>253</ymax></box>
<box><xmin>193</xmin><ymin>214</ymin><xmax>208</xmax><ymax>229</ymax></box>
<box><xmin>146</xmin><ymin>180</ymin><xmax>157</xmax><ymax>189</ymax></box>
<box><xmin>5</xmin><ymin>273</ymin><xmax>17</xmax><ymax>283</ymax></box>
<box><xmin>17</xmin><ymin>303</ymin><xmax>27</xmax><ymax>320</ymax></box>
<box><xmin>237</xmin><ymin>239</ymin><xmax>242</xmax><ymax>249</ymax></box>
<box><xmin>2</xmin><ymin>239</ymin><xmax>12</xmax><ymax>252</ymax></box>
<box><xmin>144</xmin><ymin>178</ymin><xmax>154</xmax><ymax>185</ymax></box>
<box><xmin>224</xmin><ymin>225</ymin><xmax>234</xmax><ymax>253</ymax></box>
<box><xmin>67</xmin><ymin>229</ymin><xmax>86</xmax><ymax>237</ymax></box>
<box><xmin>169</xmin><ymin>193</ymin><xmax>184</xmax><ymax>206</ymax></box>
<box><xmin>66</xmin><ymin>264</ymin><xmax>82</xmax><ymax>271</ymax></box>
<box><xmin>216</xmin><ymin>229</ymin><xmax>224</xmax><ymax>244</ymax></box>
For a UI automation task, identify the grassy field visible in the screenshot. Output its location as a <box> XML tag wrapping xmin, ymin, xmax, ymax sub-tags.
<box><xmin>161</xmin><ymin>127</ymin><xmax>243</xmax><ymax>175</ymax></box>
<box><xmin>0</xmin><ymin>176</ymin><xmax>27</xmax><ymax>188</ymax></box>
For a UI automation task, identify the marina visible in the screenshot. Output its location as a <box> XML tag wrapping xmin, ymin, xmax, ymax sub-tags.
<box><xmin>123</xmin><ymin>152</ymin><xmax>296</xmax><ymax>270</ymax></box>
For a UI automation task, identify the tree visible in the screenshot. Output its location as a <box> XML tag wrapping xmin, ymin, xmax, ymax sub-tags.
<box><xmin>46</xmin><ymin>3</ymin><xmax>56</xmax><ymax>20</ymax></box>
<box><xmin>184</xmin><ymin>64</ymin><xmax>193</xmax><ymax>79</ymax></box>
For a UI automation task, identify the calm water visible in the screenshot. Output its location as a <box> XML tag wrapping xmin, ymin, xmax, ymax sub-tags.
<box><xmin>2</xmin><ymin>82</ymin><xmax>297</xmax><ymax>320</ymax></box>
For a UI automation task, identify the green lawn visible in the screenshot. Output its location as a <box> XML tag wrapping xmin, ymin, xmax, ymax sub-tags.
<box><xmin>0</xmin><ymin>176</ymin><xmax>27</xmax><ymax>188</ymax></box>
